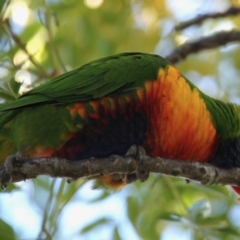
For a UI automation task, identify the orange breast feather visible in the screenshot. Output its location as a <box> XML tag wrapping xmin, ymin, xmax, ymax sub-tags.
<box><xmin>140</xmin><ymin>66</ymin><xmax>218</xmax><ymax>162</ymax></box>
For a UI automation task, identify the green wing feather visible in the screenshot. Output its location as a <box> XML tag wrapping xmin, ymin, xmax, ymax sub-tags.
<box><xmin>0</xmin><ymin>53</ymin><xmax>169</xmax><ymax>111</ymax></box>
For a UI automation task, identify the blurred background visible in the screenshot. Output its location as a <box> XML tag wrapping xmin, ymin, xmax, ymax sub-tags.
<box><xmin>0</xmin><ymin>0</ymin><xmax>240</xmax><ymax>239</ymax></box>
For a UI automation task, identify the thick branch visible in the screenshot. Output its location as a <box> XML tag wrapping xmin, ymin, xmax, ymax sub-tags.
<box><xmin>176</xmin><ymin>6</ymin><xmax>240</xmax><ymax>30</ymax></box>
<box><xmin>1</xmin><ymin>153</ymin><xmax>240</xmax><ymax>188</ymax></box>
<box><xmin>165</xmin><ymin>30</ymin><xmax>240</xmax><ymax>64</ymax></box>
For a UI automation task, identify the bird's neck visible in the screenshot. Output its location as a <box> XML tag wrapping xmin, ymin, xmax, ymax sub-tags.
<box><xmin>205</xmin><ymin>98</ymin><xmax>240</xmax><ymax>140</ymax></box>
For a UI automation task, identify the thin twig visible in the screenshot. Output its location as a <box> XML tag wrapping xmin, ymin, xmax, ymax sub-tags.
<box><xmin>176</xmin><ymin>6</ymin><xmax>240</xmax><ymax>30</ymax></box>
<box><xmin>2</xmin><ymin>19</ymin><xmax>50</xmax><ymax>78</ymax></box>
<box><xmin>0</xmin><ymin>0</ymin><xmax>11</xmax><ymax>21</ymax></box>
<box><xmin>43</xmin><ymin>2</ymin><xmax>67</xmax><ymax>73</ymax></box>
<box><xmin>165</xmin><ymin>30</ymin><xmax>240</xmax><ymax>64</ymax></box>
<box><xmin>38</xmin><ymin>179</ymin><xmax>56</xmax><ymax>240</ymax></box>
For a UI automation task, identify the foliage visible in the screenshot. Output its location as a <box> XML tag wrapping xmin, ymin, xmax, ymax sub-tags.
<box><xmin>0</xmin><ymin>0</ymin><xmax>240</xmax><ymax>239</ymax></box>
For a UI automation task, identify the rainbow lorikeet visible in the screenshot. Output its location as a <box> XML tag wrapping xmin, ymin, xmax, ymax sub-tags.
<box><xmin>0</xmin><ymin>52</ymin><xmax>239</xmax><ymax>194</ymax></box>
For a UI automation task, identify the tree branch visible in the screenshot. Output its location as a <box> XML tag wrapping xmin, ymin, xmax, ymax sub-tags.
<box><xmin>175</xmin><ymin>6</ymin><xmax>240</xmax><ymax>30</ymax></box>
<box><xmin>1</xmin><ymin>148</ymin><xmax>240</xmax><ymax>189</ymax></box>
<box><xmin>165</xmin><ymin>30</ymin><xmax>240</xmax><ymax>64</ymax></box>
<box><xmin>2</xmin><ymin>19</ymin><xmax>50</xmax><ymax>79</ymax></box>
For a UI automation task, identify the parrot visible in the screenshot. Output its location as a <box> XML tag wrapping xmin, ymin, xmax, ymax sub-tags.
<box><xmin>0</xmin><ymin>52</ymin><xmax>239</xmax><ymax>195</ymax></box>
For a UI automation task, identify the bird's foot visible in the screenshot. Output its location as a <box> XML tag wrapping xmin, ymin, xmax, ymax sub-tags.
<box><xmin>125</xmin><ymin>145</ymin><xmax>149</xmax><ymax>183</ymax></box>
<box><xmin>1</xmin><ymin>155</ymin><xmax>15</xmax><ymax>190</ymax></box>
<box><xmin>98</xmin><ymin>145</ymin><xmax>149</xmax><ymax>188</ymax></box>
<box><xmin>198</xmin><ymin>164</ymin><xmax>219</xmax><ymax>186</ymax></box>
<box><xmin>1</xmin><ymin>153</ymin><xmax>22</xmax><ymax>190</ymax></box>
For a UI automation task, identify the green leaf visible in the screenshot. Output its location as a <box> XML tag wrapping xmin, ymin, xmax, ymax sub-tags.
<box><xmin>0</xmin><ymin>90</ymin><xmax>17</xmax><ymax>101</ymax></box>
<box><xmin>0</xmin><ymin>219</ymin><xmax>16</xmax><ymax>240</ymax></box>
<box><xmin>112</xmin><ymin>226</ymin><xmax>121</xmax><ymax>240</ymax></box>
<box><xmin>214</xmin><ymin>226</ymin><xmax>240</xmax><ymax>236</ymax></box>
<box><xmin>0</xmin><ymin>183</ymin><xmax>20</xmax><ymax>193</ymax></box>
<box><xmin>127</xmin><ymin>195</ymin><xmax>140</xmax><ymax>227</ymax></box>
<box><xmin>0</xmin><ymin>73</ymin><xmax>21</xmax><ymax>101</ymax></box>
<box><xmin>0</xmin><ymin>0</ymin><xmax>8</xmax><ymax>18</ymax></box>
<box><xmin>157</xmin><ymin>212</ymin><xmax>182</xmax><ymax>222</ymax></box>
<box><xmin>8</xmin><ymin>77</ymin><xmax>21</xmax><ymax>98</ymax></box>
<box><xmin>80</xmin><ymin>218</ymin><xmax>112</xmax><ymax>234</ymax></box>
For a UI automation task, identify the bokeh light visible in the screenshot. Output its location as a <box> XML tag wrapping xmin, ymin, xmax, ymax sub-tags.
<box><xmin>84</xmin><ymin>0</ymin><xmax>104</xmax><ymax>9</ymax></box>
<box><xmin>11</xmin><ymin>1</ymin><xmax>30</xmax><ymax>27</ymax></box>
